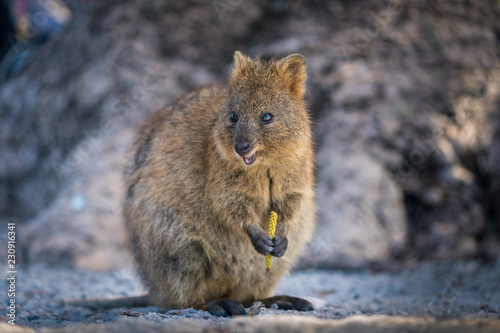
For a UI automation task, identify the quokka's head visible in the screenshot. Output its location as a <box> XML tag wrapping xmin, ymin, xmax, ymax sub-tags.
<box><xmin>214</xmin><ymin>51</ymin><xmax>311</xmax><ymax>167</ymax></box>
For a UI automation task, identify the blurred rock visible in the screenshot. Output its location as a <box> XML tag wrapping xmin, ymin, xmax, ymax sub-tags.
<box><xmin>1</xmin><ymin>0</ymin><xmax>500</xmax><ymax>269</ymax></box>
<box><xmin>20</xmin><ymin>127</ymin><xmax>135</xmax><ymax>270</ymax></box>
<box><xmin>299</xmin><ymin>110</ymin><xmax>407</xmax><ymax>268</ymax></box>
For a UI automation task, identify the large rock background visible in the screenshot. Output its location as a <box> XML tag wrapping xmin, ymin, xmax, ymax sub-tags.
<box><xmin>1</xmin><ymin>0</ymin><xmax>500</xmax><ymax>270</ymax></box>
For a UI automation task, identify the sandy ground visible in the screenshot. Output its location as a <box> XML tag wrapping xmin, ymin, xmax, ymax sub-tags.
<box><xmin>1</xmin><ymin>261</ymin><xmax>499</xmax><ymax>331</ymax></box>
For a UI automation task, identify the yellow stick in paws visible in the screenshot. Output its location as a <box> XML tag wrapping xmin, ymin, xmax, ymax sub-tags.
<box><xmin>266</xmin><ymin>211</ymin><xmax>278</xmax><ymax>272</ymax></box>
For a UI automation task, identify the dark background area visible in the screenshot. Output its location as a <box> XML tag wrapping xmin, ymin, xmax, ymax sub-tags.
<box><xmin>1</xmin><ymin>0</ymin><xmax>500</xmax><ymax>271</ymax></box>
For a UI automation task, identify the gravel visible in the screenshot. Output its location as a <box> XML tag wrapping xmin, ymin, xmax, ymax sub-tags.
<box><xmin>1</xmin><ymin>261</ymin><xmax>499</xmax><ymax>330</ymax></box>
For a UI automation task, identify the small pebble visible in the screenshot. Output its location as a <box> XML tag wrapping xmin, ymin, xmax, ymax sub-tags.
<box><xmin>28</xmin><ymin>315</ymin><xmax>40</xmax><ymax>321</ymax></box>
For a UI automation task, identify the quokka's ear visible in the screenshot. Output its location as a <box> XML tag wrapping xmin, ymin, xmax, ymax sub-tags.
<box><xmin>230</xmin><ymin>51</ymin><xmax>252</xmax><ymax>82</ymax></box>
<box><xmin>277</xmin><ymin>54</ymin><xmax>307</xmax><ymax>101</ymax></box>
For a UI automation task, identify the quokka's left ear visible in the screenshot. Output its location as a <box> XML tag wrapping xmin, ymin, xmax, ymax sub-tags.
<box><xmin>277</xmin><ymin>54</ymin><xmax>307</xmax><ymax>101</ymax></box>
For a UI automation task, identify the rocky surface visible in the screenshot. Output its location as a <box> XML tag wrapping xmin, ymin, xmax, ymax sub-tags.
<box><xmin>1</xmin><ymin>261</ymin><xmax>499</xmax><ymax>331</ymax></box>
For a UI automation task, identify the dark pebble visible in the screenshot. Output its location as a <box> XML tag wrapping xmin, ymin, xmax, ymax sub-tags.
<box><xmin>28</xmin><ymin>315</ymin><xmax>40</xmax><ymax>321</ymax></box>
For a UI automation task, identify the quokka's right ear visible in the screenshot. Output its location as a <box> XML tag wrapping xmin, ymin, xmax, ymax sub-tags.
<box><xmin>230</xmin><ymin>51</ymin><xmax>252</xmax><ymax>82</ymax></box>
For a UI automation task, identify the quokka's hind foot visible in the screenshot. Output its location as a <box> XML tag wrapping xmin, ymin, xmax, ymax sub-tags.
<box><xmin>259</xmin><ymin>295</ymin><xmax>314</xmax><ymax>311</ymax></box>
<box><xmin>195</xmin><ymin>299</ymin><xmax>247</xmax><ymax>317</ymax></box>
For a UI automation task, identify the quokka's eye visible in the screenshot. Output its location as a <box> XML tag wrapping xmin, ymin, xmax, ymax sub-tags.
<box><xmin>261</xmin><ymin>113</ymin><xmax>273</xmax><ymax>123</ymax></box>
<box><xmin>230</xmin><ymin>112</ymin><xmax>238</xmax><ymax>122</ymax></box>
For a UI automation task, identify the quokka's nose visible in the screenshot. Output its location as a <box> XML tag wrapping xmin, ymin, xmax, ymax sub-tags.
<box><xmin>234</xmin><ymin>142</ymin><xmax>251</xmax><ymax>156</ymax></box>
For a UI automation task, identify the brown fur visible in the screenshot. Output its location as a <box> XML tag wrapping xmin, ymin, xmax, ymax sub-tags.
<box><xmin>123</xmin><ymin>51</ymin><xmax>316</xmax><ymax>308</ymax></box>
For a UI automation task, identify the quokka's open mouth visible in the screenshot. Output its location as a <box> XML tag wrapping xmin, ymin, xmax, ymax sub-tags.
<box><xmin>243</xmin><ymin>153</ymin><xmax>256</xmax><ymax>165</ymax></box>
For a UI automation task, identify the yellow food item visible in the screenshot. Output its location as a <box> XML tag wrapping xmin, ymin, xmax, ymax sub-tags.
<box><xmin>266</xmin><ymin>211</ymin><xmax>278</xmax><ymax>272</ymax></box>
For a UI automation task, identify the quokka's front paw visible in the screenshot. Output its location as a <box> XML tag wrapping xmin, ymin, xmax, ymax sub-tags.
<box><xmin>250</xmin><ymin>230</ymin><xmax>274</xmax><ymax>255</ymax></box>
<box><xmin>270</xmin><ymin>233</ymin><xmax>288</xmax><ymax>257</ymax></box>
